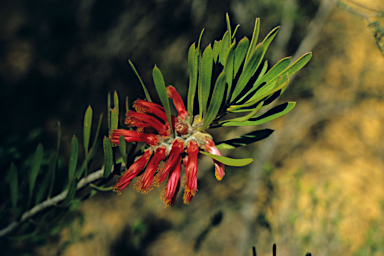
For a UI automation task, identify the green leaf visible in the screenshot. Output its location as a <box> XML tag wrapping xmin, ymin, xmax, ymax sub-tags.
<box><xmin>187</xmin><ymin>43</ymin><xmax>197</xmax><ymax>117</ymax></box>
<box><xmin>103</xmin><ymin>137</ymin><xmax>113</xmax><ymax>179</ymax></box>
<box><xmin>223</xmin><ymin>102</ymin><xmax>296</xmax><ymax>127</ymax></box>
<box><xmin>221</xmin><ymin>101</ymin><xmax>263</xmax><ymax>123</ymax></box>
<box><xmin>253</xmin><ymin>60</ymin><xmax>268</xmax><ymax>89</ymax></box>
<box><xmin>59</xmin><ymin>178</ymin><xmax>78</xmax><ymax>208</ymax></box>
<box><xmin>224</xmin><ymin>42</ymin><xmax>236</xmax><ymax>101</ymax></box>
<box><xmin>216</xmin><ymin>129</ymin><xmax>274</xmax><ymax>150</ymax></box>
<box><xmin>8</xmin><ymin>163</ymin><xmax>18</xmax><ymax>210</ymax></box>
<box><xmin>83</xmin><ymin>106</ymin><xmax>92</xmax><ymax>155</ymax></box>
<box><xmin>234</xmin><ymin>37</ymin><xmax>249</xmax><ymax>77</ymax></box>
<box><xmin>199</xmin><ymin>72</ymin><xmax>226</xmax><ymax>131</ymax></box>
<box><xmin>107</xmin><ymin>92</ymin><xmax>111</xmax><ymax>131</ymax></box>
<box><xmin>200</xmin><ymin>151</ymin><xmax>253</xmax><ymax>166</ymax></box>
<box><xmin>226</xmin><ymin>13</ymin><xmax>232</xmax><ymax>39</ymax></box>
<box><xmin>232</xmin><ymin>24</ymin><xmax>240</xmax><ymax>40</ymax></box>
<box><xmin>119</xmin><ymin>133</ymin><xmax>127</xmax><ymax>166</ymax></box>
<box><xmin>219</xmin><ymin>31</ymin><xmax>231</xmax><ymax>65</ymax></box>
<box><xmin>128</xmin><ymin>60</ymin><xmax>152</xmax><ymax>102</ymax></box>
<box><xmin>110</xmin><ymin>108</ymin><xmax>118</xmax><ymax>131</ymax></box>
<box><xmin>114</xmin><ymin>91</ymin><xmax>119</xmax><ymax>114</ymax></box>
<box><xmin>68</xmin><ymin>136</ymin><xmax>79</xmax><ymax>182</ymax></box>
<box><xmin>199</xmin><ymin>44</ymin><xmax>213</xmax><ymax>117</ymax></box>
<box><xmin>28</xmin><ymin>143</ymin><xmax>43</xmax><ymax>208</ymax></box>
<box><xmin>212</xmin><ymin>40</ymin><xmax>222</xmax><ymax>63</ymax></box>
<box><xmin>83</xmin><ymin>106</ymin><xmax>92</xmax><ymax>176</ymax></box>
<box><xmin>89</xmin><ymin>184</ymin><xmax>114</xmax><ymax>191</ymax></box>
<box><xmin>231</xmin><ymin>44</ymin><xmax>265</xmax><ymax>102</ymax></box>
<box><xmin>152</xmin><ymin>66</ymin><xmax>173</xmax><ymax>134</ymax></box>
<box><xmin>245</xmin><ymin>18</ymin><xmax>260</xmax><ymax>65</ymax></box>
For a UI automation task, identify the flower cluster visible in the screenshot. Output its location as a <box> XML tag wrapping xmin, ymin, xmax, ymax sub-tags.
<box><xmin>110</xmin><ymin>86</ymin><xmax>224</xmax><ymax>206</ymax></box>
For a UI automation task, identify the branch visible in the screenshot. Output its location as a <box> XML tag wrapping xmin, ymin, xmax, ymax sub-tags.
<box><xmin>0</xmin><ymin>165</ymin><xmax>122</xmax><ymax>237</ymax></box>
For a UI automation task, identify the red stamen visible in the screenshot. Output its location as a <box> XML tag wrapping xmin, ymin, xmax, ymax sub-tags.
<box><xmin>162</xmin><ymin>162</ymin><xmax>181</xmax><ymax>206</ymax></box>
<box><xmin>183</xmin><ymin>140</ymin><xmax>199</xmax><ymax>203</ymax></box>
<box><xmin>203</xmin><ymin>138</ymin><xmax>225</xmax><ymax>180</ymax></box>
<box><xmin>166</xmin><ymin>86</ymin><xmax>188</xmax><ymax>120</ymax></box>
<box><xmin>135</xmin><ymin>147</ymin><xmax>167</xmax><ymax>193</ymax></box>
<box><xmin>113</xmin><ymin>149</ymin><xmax>152</xmax><ymax>194</ymax></box>
<box><xmin>155</xmin><ymin>139</ymin><xmax>185</xmax><ymax>185</ymax></box>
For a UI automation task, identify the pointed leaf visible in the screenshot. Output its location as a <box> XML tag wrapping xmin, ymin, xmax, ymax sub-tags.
<box><xmin>110</xmin><ymin>108</ymin><xmax>118</xmax><ymax>131</ymax></box>
<box><xmin>212</xmin><ymin>40</ymin><xmax>222</xmax><ymax>63</ymax></box>
<box><xmin>232</xmin><ymin>24</ymin><xmax>240</xmax><ymax>40</ymax></box>
<box><xmin>221</xmin><ymin>101</ymin><xmax>263</xmax><ymax>123</ymax></box>
<box><xmin>231</xmin><ymin>44</ymin><xmax>265</xmax><ymax>102</ymax></box>
<box><xmin>83</xmin><ymin>106</ymin><xmax>93</xmax><ymax>155</ymax></box>
<box><xmin>103</xmin><ymin>137</ymin><xmax>113</xmax><ymax>178</ymax></box>
<box><xmin>226</xmin><ymin>13</ymin><xmax>232</xmax><ymax>39</ymax></box>
<box><xmin>107</xmin><ymin>92</ymin><xmax>111</xmax><ymax>131</ymax></box>
<box><xmin>152</xmin><ymin>66</ymin><xmax>173</xmax><ymax>134</ymax></box>
<box><xmin>216</xmin><ymin>129</ymin><xmax>274</xmax><ymax>150</ymax></box>
<box><xmin>219</xmin><ymin>31</ymin><xmax>231</xmax><ymax>65</ymax></box>
<box><xmin>114</xmin><ymin>91</ymin><xmax>119</xmax><ymax>114</ymax></box>
<box><xmin>68</xmin><ymin>136</ymin><xmax>78</xmax><ymax>182</ymax></box>
<box><xmin>234</xmin><ymin>37</ymin><xmax>249</xmax><ymax>76</ymax></box>
<box><xmin>128</xmin><ymin>60</ymin><xmax>152</xmax><ymax>102</ymax></box>
<box><xmin>223</xmin><ymin>102</ymin><xmax>296</xmax><ymax>127</ymax></box>
<box><xmin>8</xmin><ymin>163</ymin><xmax>18</xmax><ymax>210</ymax></box>
<box><xmin>200</xmin><ymin>151</ymin><xmax>253</xmax><ymax>166</ymax></box>
<box><xmin>199</xmin><ymin>44</ymin><xmax>213</xmax><ymax>117</ymax></box>
<box><xmin>245</xmin><ymin>18</ymin><xmax>260</xmax><ymax>64</ymax></box>
<box><xmin>28</xmin><ymin>143</ymin><xmax>43</xmax><ymax>207</ymax></box>
<box><xmin>199</xmin><ymin>72</ymin><xmax>226</xmax><ymax>131</ymax></box>
<box><xmin>119</xmin><ymin>133</ymin><xmax>127</xmax><ymax>166</ymax></box>
<box><xmin>187</xmin><ymin>43</ymin><xmax>197</xmax><ymax>117</ymax></box>
<box><xmin>224</xmin><ymin>42</ymin><xmax>236</xmax><ymax>101</ymax></box>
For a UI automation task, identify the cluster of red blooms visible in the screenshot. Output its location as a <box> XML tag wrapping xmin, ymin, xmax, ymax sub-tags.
<box><xmin>110</xmin><ymin>86</ymin><xmax>224</xmax><ymax>206</ymax></box>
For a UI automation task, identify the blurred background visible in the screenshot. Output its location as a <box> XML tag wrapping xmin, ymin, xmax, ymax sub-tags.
<box><xmin>1</xmin><ymin>0</ymin><xmax>384</xmax><ymax>255</ymax></box>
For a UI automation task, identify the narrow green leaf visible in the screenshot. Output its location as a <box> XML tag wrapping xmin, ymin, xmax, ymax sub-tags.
<box><xmin>9</xmin><ymin>163</ymin><xmax>18</xmax><ymax>210</ymax></box>
<box><xmin>261</xmin><ymin>26</ymin><xmax>280</xmax><ymax>53</ymax></box>
<box><xmin>107</xmin><ymin>92</ymin><xmax>111</xmax><ymax>131</ymax></box>
<box><xmin>83</xmin><ymin>106</ymin><xmax>92</xmax><ymax>176</ymax></box>
<box><xmin>83</xmin><ymin>106</ymin><xmax>93</xmax><ymax>155</ymax></box>
<box><xmin>110</xmin><ymin>108</ymin><xmax>118</xmax><ymax>131</ymax></box>
<box><xmin>223</xmin><ymin>102</ymin><xmax>296</xmax><ymax>127</ymax></box>
<box><xmin>200</xmin><ymin>151</ymin><xmax>253</xmax><ymax>166</ymax></box>
<box><xmin>89</xmin><ymin>183</ymin><xmax>114</xmax><ymax>191</ymax></box>
<box><xmin>199</xmin><ymin>44</ymin><xmax>213</xmax><ymax>117</ymax></box>
<box><xmin>28</xmin><ymin>143</ymin><xmax>43</xmax><ymax>207</ymax></box>
<box><xmin>152</xmin><ymin>66</ymin><xmax>173</xmax><ymax>134</ymax></box>
<box><xmin>253</xmin><ymin>60</ymin><xmax>269</xmax><ymax>88</ymax></box>
<box><xmin>225</xmin><ymin>12</ymin><xmax>232</xmax><ymax>39</ymax></box>
<box><xmin>216</xmin><ymin>129</ymin><xmax>274</xmax><ymax>150</ymax></box>
<box><xmin>68</xmin><ymin>136</ymin><xmax>78</xmax><ymax>182</ymax></box>
<box><xmin>212</xmin><ymin>40</ymin><xmax>222</xmax><ymax>63</ymax></box>
<box><xmin>231</xmin><ymin>44</ymin><xmax>265</xmax><ymax>102</ymax></box>
<box><xmin>221</xmin><ymin>101</ymin><xmax>263</xmax><ymax>123</ymax></box>
<box><xmin>232</xmin><ymin>24</ymin><xmax>240</xmax><ymax>40</ymax></box>
<box><xmin>224</xmin><ymin>42</ymin><xmax>236</xmax><ymax>101</ymax></box>
<box><xmin>219</xmin><ymin>31</ymin><xmax>231</xmax><ymax>65</ymax></box>
<box><xmin>234</xmin><ymin>37</ymin><xmax>249</xmax><ymax>76</ymax></box>
<box><xmin>125</xmin><ymin>96</ymin><xmax>129</xmax><ymax>113</ymax></box>
<box><xmin>59</xmin><ymin>178</ymin><xmax>78</xmax><ymax>208</ymax></box>
<box><xmin>103</xmin><ymin>137</ymin><xmax>113</xmax><ymax>178</ymax></box>
<box><xmin>187</xmin><ymin>43</ymin><xmax>197</xmax><ymax>117</ymax></box>
<box><xmin>113</xmin><ymin>91</ymin><xmax>119</xmax><ymax>114</ymax></box>
<box><xmin>199</xmin><ymin>72</ymin><xmax>227</xmax><ymax>131</ymax></box>
<box><xmin>119</xmin><ymin>133</ymin><xmax>127</xmax><ymax>166</ymax></box>
<box><xmin>245</xmin><ymin>18</ymin><xmax>260</xmax><ymax>64</ymax></box>
<box><xmin>128</xmin><ymin>60</ymin><xmax>152</xmax><ymax>102</ymax></box>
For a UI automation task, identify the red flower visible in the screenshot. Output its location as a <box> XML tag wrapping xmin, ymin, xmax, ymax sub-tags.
<box><xmin>183</xmin><ymin>140</ymin><xmax>199</xmax><ymax>203</ymax></box>
<box><xmin>113</xmin><ymin>149</ymin><xmax>152</xmax><ymax>194</ymax></box>
<box><xmin>203</xmin><ymin>137</ymin><xmax>225</xmax><ymax>181</ymax></box>
<box><xmin>110</xmin><ymin>86</ymin><xmax>226</xmax><ymax>206</ymax></box>
<box><xmin>135</xmin><ymin>146</ymin><xmax>167</xmax><ymax>193</ymax></box>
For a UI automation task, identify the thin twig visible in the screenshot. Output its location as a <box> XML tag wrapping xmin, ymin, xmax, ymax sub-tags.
<box><xmin>0</xmin><ymin>165</ymin><xmax>121</xmax><ymax>237</ymax></box>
